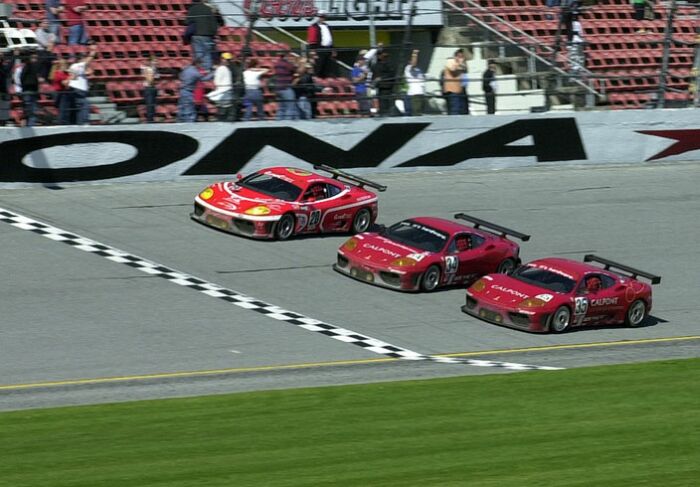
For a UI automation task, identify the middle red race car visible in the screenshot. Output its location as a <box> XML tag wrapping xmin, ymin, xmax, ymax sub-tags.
<box><xmin>334</xmin><ymin>214</ymin><xmax>530</xmax><ymax>292</ymax></box>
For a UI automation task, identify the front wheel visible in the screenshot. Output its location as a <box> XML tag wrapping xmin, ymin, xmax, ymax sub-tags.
<box><xmin>275</xmin><ymin>214</ymin><xmax>295</xmax><ymax>240</ymax></box>
<box><xmin>625</xmin><ymin>299</ymin><xmax>647</xmax><ymax>327</ymax></box>
<box><xmin>497</xmin><ymin>257</ymin><xmax>517</xmax><ymax>275</ymax></box>
<box><xmin>549</xmin><ymin>306</ymin><xmax>571</xmax><ymax>333</ymax></box>
<box><xmin>352</xmin><ymin>208</ymin><xmax>372</xmax><ymax>234</ymax></box>
<box><xmin>420</xmin><ymin>265</ymin><xmax>441</xmax><ymax>292</ymax></box>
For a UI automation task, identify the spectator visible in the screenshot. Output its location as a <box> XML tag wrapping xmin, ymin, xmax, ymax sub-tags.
<box><xmin>242</xmin><ymin>58</ymin><xmax>268</xmax><ymax>121</ymax></box>
<box><xmin>0</xmin><ymin>51</ymin><xmax>15</xmax><ymax>126</ymax></box>
<box><xmin>193</xmin><ymin>67</ymin><xmax>210</xmax><ymax>122</ymax></box>
<box><xmin>20</xmin><ymin>52</ymin><xmax>42</xmax><ymax>126</ymax></box>
<box><xmin>35</xmin><ymin>20</ymin><xmax>57</xmax><ymax>49</ymax></box>
<box><xmin>186</xmin><ymin>0</ymin><xmax>224</xmax><ymax>72</ymax></box>
<box><xmin>226</xmin><ymin>53</ymin><xmax>244</xmax><ymax>121</ymax></box>
<box><xmin>68</xmin><ymin>45</ymin><xmax>97</xmax><ymax>125</ymax></box>
<box><xmin>141</xmin><ymin>56</ymin><xmax>159</xmax><ymax>122</ymax></box>
<box><xmin>307</xmin><ymin>11</ymin><xmax>335</xmax><ymax>78</ymax></box>
<box><xmin>443</xmin><ymin>48</ymin><xmax>467</xmax><ymax>115</ymax></box>
<box><xmin>38</xmin><ymin>40</ymin><xmax>58</xmax><ymax>80</ymax></box>
<box><xmin>293</xmin><ymin>58</ymin><xmax>315</xmax><ymax>120</ymax></box>
<box><xmin>64</xmin><ymin>0</ymin><xmax>89</xmax><ymax>45</ymax></box>
<box><xmin>567</xmin><ymin>15</ymin><xmax>586</xmax><ymax>75</ymax></box>
<box><xmin>372</xmin><ymin>50</ymin><xmax>395</xmax><ymax>116</ymax></box>
<box><xmin>404</xmin><ymin>49</ymin><xmax>426</xmax><ymax>116</ymax></box>
<box><xmin>482</xmin><ymin>60</ymin><xmax>498</xmax><ymax>115</ymax></box>
<box><xmin>49</xmin><ymin>58</ymin><xmax>71</xmax><ymax>124</ymax></box>
<box><xmin>177</xmin><ymin>58</ymin><xmax>213</xmax><ymax>123</ymax></box>
<box><xmin>351</xmin><ymin>53</ymin><xmax>371</xmax><ymax>116</ymax></box>
<box><xmin>46</xmin><ymin>0</ymin><xmax>64</xmax><ymax>42</ymax></box>
<box><xmin>273</xmin><ymin>51</ymin><xmax>297</xmax><ymax>121</ymax></box>
<box><xmin>207</xmin><ymin>53</ymin><xmax>234</xmax><ymax>121</ymax></box>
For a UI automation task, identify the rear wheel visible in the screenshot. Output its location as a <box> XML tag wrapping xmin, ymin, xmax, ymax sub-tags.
<box><xmin>549</xmin><ymin>306</ymin><xmax>571</xmax><ymax>333</ymax></box>
<box><xmin>275</xmin><ymin>214</ymin><xmax>295</xmax><ymax>240</ymax></box>
<box><xmin>497</xmin><ymin>257</ymin><xmax>517</xmax><ymax>275</ymax></box>
<box><xmin>352</xmin><ymin>208</ymin><xmax>371</xmax><ymax>234</ymax></box>
<box><xmin>625</xmin><ymin>299</ymin><xmax>647</xmax><ymax>327</ymax></box>
<box><xmin>420</xmin><ymin>265</ymin><xmax>441</xmax><ymax>292</ymax></box>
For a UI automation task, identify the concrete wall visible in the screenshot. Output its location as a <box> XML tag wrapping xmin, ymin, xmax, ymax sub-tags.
<box><xmin>0</xmin><ymin>109</ymin><xmax>698</xmax><ymax>186</ymax></box>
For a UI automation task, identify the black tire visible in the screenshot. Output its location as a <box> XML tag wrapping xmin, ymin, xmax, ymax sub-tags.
<box><xmin>420</xmin><ymin>265</ymin><xmax>441</xmax><ymax>292</ymax></box>
<box><xmin>352</xmin><ymin>208</ymin><xmax>372</xmax><ymax>234</ymax></box>
<box><xmin>275</xmin><ymin>213</ymin><xmax>295</xmax><ymax>240</ymax></box>
<box><xmin>549</xmin><ymin>306</ymin><xmax>571</xmax><ymax>333</ymax></box>
<box><xmin>497</xmin><ymin>257</ymin><xmax>517</xmax><ymax>275</ymax></box>
<box><xmin>625</xmin><ymin>299</ymin><xmax>647</xmax><ymax>327</ymax></box>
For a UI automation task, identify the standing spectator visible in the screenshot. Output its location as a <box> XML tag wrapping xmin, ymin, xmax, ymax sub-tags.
<box><xmin>186</xmin><ymin>0</ymin><xmax>224</xmax><ymax>72</ymax></box>
<box><xmin>443</xmin><ymin>49</ymin><xmax>467</xmax><ymax>115</ymax></box>
<box><xmin>226</xmin><ymin>53</ymin><xmax>244</xmax><ymax>121</ymax></box>
<box><xmin>372</xmin><ymin>51</ymin><xmax>395</xmax><ymax>116</ymax></box>
<box><xmin>35</xmin><ymin>20</ymin><xmax>57</xmax><ymax>49</ymax></box>
<box><xmin>177</xmin><ymin>58</ymin><xmax>213</xmax><ymax>122</ymax></box>
<box><xmin>351</xmin><ymin>53</ymin><xmax>371</xmax><ymax>116</ymax></box>
<box><xmin>482</xmin><ymin>60</ymin><xmax>498</xmax><ymax>115</ymax></box>
<box><xmin>208</xmin><ymin>53</ymin><xmax>234</xmax><ymax>121</ymax></box>
<box><xmin>404</xmin><ymin>49</ymin><xmax>426</xmax><ymax>116</ymax></box>
<box><xmin>242</xmin><ymin>58</ymin><xmax>268</xmax><ymax>121</ymax></box>
<box><xmin>293</xmin><ymin>58</ymin><xmax>315</xmax><ymax>120</ymax></box>
<box><xmin>193</xmin><ymin>67</ymin><xmax>210</xmax><ymax>122</ymax></box>
<box><xmin>567</xmin><ymin>15</ymin><xmax>586</xmax><ymax>75</ymax></box>
<box><xmin>273</xmin><ymin>51</ymin><xmax>297</xmax><ymax>121</ymax></box>
<box><xmin>141</xmin><ymin>56</ymin><xmax>159</xmax><ymax>123</ymax></box>
<box><xmin>64</xmin><ymin>0</ymin><xmax>89</xmax><ymax>45</ymax></box>
<box><xmin>38</xmin><ymin>40</ymin><xmax>58</xmax><ymax>80</ymax></box>
<box><xmin>68</xmin><ymin>45</ymin><xmax>97</xmax><ymax>124</ymax></box>
<box><xmin>307</xmin><ymin>11</ymin><xmax>335</xmax><ymax>78</ymax></box>
<box><xmin>46</xmin><ymin>0</ymin><xmax>64</xmax><ymax>42</ymax></box>
<box><xmin>0</xmin><ymin>51</ymin><xmax>15</xmax><ymax>126</ymax></box>
<box><xmin>50</xmin><ymin>58</ymin><xmax>71</xmax><ymax>124</ymax></box>
<box><xmin>631</xmin><ymin>0</ymin><xmax>647</xmax><ymax>33</ymax></box>
<box><xmin>20</xmin><ymin>53</ymin><xmax>42</xmax><ymax>126</ymax></box>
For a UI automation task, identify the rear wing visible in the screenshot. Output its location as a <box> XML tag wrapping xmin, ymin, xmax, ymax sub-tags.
<box><xmin>583</xmin><ymin>255</ymin><xmax>661</xmax><ymax>284</ymax></box>
<box><xmin>454</xmin><ymin>213</ymin><xmax>530</xmax><ymax>241</ymax></box>
<box><xmin>313</xmin><ymin>164</ymin><xmax>387</xmax><ymax>192</ymax></box>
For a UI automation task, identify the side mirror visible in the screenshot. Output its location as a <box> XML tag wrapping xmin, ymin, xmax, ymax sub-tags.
<box><xmin>236</xmin><ymin>173</ymin><xmax>243</xmax><ymax>181</ymax></box>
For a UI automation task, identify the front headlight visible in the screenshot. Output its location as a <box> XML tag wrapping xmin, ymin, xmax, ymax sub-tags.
<box><xmin>199</xmin><ymin>188</ymin><xmax>214</xmax><ymax>200</ymax></box>
<box><xmin>519</xmin><ymin>298</ymin><xmax>547</xmax><ymax>308</ymax></box>
<box><xmin>390</xmin><ymin>257</ymin><xmax>418</xmax><ymax>267</ymax></box>
<box><xmin>245</xmin><ymin>205</ymin><xmax>271</xmax><ymax>216</ymax></box>
<box><xmin>342</xmin><ymin>238</ymin><xmax>358</xmax><ymax>251</ymax></box>
<box><xmin>470</xmin><ymin>279</ymin><xmax>486</xmax><ymax>292</ymax></box>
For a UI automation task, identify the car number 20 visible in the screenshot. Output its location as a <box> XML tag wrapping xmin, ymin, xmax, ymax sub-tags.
<box><xmin>308</xmin><ymin>210</ymin><xmax>321</xmax><ymax>228</ymax></box>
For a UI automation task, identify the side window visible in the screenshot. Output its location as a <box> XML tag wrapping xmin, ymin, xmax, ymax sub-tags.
<box><xmin>579</xmin><ymin>273</ymin><xmax>605</xmax><ymax>294</ymax></box>
<box><xmin>302</xmin><ymin>183</ymin><xmax>327</xmax><ymax>201</ymax></box>
<box><xmin>471</xmin><ymin>234</ymin><xmax>485</xmax><ymax>249</ymax></box>
<box><xmin>599</xmin><ymin>274</ymin><xmax>616</xmax><ymax>289</ymax></box>
<box><xmin>326</xmin><ymin>183</ymin><xmax>342</xmax><ymax>198</ymax></box>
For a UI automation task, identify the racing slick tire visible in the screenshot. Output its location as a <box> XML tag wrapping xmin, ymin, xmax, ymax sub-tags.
<box><xmin>497</xmin><ymin>258</ymin><xmax>517</xmax><ymax>275</ymax></box>
<box><xmin>275</xmin><ymin>213</ymin><xmax>295</xmax><ymax>240</ymax></box>
<box><xmin>351</xmin><ymin>208</ymin><xmax>372</xmax><ymax>234</ymax></box>
<box><xmin>549</xmin><ymin>306</ymin><xmax>572</xmax><ymax>333</ymax></box>
<box><xmin>625</xmin><ymin>299</ymin><xmax>647</xmax><ymax>327</ymax></box>
<box><xmin>420</xmin><ymin>265</ymin><xmax>441</xmax><ymax>292</ymax></box>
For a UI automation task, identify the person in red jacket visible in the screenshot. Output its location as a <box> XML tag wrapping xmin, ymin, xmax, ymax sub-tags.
<box><xmin>306</xmin><ymin>10</ymin><xmax>335</xmax><ymax>78</ymax></box>
<box><xmin>65</xmin><ymin>0</ymin><xmax>89</xmax><ymax>45</ymax></box>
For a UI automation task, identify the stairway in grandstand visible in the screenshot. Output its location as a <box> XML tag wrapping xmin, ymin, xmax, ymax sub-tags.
<box><xmin>5</xmin><ymin>0</ymin><xmax>359</xmax><ymax>123</ymax></box>
<box><xmin>449</xmin><ymin>0</ymin><xmax>699</xmax><ymax>109</ymax></box>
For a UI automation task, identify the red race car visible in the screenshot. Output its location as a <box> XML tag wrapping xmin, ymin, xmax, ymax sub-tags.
<box><xmin>191</xmin><ymin>165</ymin><xmax>386</xmax><ymax>240</ymax></box>
<box><xmin>334</xmin><ymin>214</ymin><xmax>530</xmax><ymax>292</ymax></box>
<box><xmin>463</xmin><ymin>255</ymin><xmax>661</xmax><ymax>333</ymax></box>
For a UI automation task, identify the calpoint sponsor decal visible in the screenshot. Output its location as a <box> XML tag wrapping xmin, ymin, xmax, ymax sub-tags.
<box><xmin>363</xmin><ymin>243</ymin><xmax>401</xmax><ymax>258</ymax></box>
<box><xmin>492</xmin><ymin>285</ymin><xmax>529</xmax><ymax>300</ymax></box>
<box><xmin>590</xmin><ymin>297</ymin><xmax>619</xmax><ymax>306</ymax></box>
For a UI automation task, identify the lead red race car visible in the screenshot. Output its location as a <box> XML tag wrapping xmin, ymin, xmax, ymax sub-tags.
<box><xmin>334</xmin><ymin>214</ymin><xmax>530</xmax><ymax>292</ymax></box>
<box><xmin>463</xmin><ymin>255</ymin><xmax>661</xmax><ymax>333</ymax></box>
<box><xmin>191</xmin><ymin>165</ymin><xmax>386</xmax><ymax>240</ymax></box>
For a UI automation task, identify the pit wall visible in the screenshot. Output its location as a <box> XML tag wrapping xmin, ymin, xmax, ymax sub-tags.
<box><xmin>0</xmin><ymin>109</ymin><xmax>698</xmax><ymax>187</ymax></box>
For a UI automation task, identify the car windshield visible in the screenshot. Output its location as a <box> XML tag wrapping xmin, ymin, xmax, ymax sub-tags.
<box><xmin>511</xmin><ymin>265</ymin><xmax>576</xmax><ymax>294</ymax></box>
<box><xmin>383</xmin><ymin>220</ymin><xmax>448</xmax><ymax>253</ymax></box>
<box><xmin>238</xmin><ymin>172</ymin><xmax>302</xmax><ymax>202</ymax></box>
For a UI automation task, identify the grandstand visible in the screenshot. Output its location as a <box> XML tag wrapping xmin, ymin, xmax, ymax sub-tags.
<box><xmin>0</xmin><ymin>0</ymin><xmax>698</xmax><ymax>125</ymax></box>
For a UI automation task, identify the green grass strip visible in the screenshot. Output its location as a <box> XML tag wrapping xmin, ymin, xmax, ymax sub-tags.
<box><xmin>1</xmin><ymin>358</ymin><xmax>699</xmax><ymax>487</ymax></box>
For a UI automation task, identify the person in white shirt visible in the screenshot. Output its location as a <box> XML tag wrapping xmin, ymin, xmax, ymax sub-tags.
<box><xmin>35</xmin><ymin>20</ymin><xmax>58</xmax><ymax>49</ymax></box>
<box><xmin>242</xmin><ymin>58</ymin><xmax>269</xmax><ymax>121</ymax></box>
<box><xmin>207</xmin><ymin>52</ymin><xmax>234</xmax><ymax>121</ymax></box>
<box><xmin>310</xmin><ymin>11</ymin><xmax>335</xmax><ymax>78</ymax></box>
<box><xmin>68</xmin><ymin>45</ymin><xmax>96</xmax><ymax>125</ymax></box>
<box><xmin>404</xmin><ymin>49</ymin><xmax>426</xmax><ymax>116</ymax></box>
<box><xmin>567</xmin><ymin>16</ymin><xmax>586</xmax><ymax>74</ymax></box>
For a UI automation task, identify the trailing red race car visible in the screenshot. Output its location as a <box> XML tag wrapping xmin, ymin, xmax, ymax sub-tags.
<box><xmin>334</xmin><ymin>214</ymin><xmax>530</xmax><ymax>292</ymax></box>
<box><xmin>463</xmin><ymin>255</ymin><xmax>661</xmax><ymax>333</ymax></box>
<box><xmin>191</xmin><ymin>165</ymin><xmax>386</xmax><ymax>240</ymax></box>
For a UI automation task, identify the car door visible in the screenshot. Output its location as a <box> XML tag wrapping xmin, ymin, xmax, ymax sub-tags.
<box><xmin>444</xmin><ymin>233</ymin><xmax>485</xmax><ymax>284</ymax></box>
<box><xmin>576</xmin><ymin>273</ymin><xmax>621</xmax><ymax>325</ymax></box>
<box><xmin>298</xmin><ymin>182</ymin><xmax>343</xmax><ymax>233</ymax></box>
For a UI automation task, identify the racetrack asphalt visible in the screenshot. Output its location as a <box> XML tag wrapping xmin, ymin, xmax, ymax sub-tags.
<box><xmin>1</xmin><ymin>160</ymin><xmax>699</xmax><ymax>410</ymax></box>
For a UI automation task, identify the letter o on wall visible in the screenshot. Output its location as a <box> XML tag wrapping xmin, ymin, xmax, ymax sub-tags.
<box><xmin>0</xmin><ymin>131</ymin><xmax>199</xmax><ymax>183</ymax></box>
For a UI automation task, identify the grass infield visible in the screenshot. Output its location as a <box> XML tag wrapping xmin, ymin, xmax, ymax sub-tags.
<box><xmin>1</xmin><ymin>358</ymin><xmax>699</xmax><ymax>486</ymax></box>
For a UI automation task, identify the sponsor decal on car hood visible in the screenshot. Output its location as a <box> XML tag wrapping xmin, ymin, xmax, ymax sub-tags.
<box><xmin>478</xmin><ymin>274</ymin><xmax>556</xmax><ymax>307</ymax></box>
<box><xmin>347</xmin><ymin>234</ymin><xmax>429</xmax><ymax>266</ymax></box>
<box><xmin>204</xmin><ymin>182</ymin><xmax>291</xmax><ymax>214</ymax></box>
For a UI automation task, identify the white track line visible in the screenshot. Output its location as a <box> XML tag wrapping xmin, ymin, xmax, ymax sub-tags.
<box><xmin>0</xmin><ymin>207</ymin><xmax>561</xmax><ymax>371</ymax></box>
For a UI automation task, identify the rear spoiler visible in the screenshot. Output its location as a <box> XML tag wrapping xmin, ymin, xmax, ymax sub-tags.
<box><xmin>314</xmin><ymin>164</ymin><xmax>387</xmax><ymax>192</ymax></box>
<box><xmin>584</xmin><ymin>254</ymin><xmax>661</xmax><ymax>284</ymax></box>
<box><xmin>454</xmin><ymin>213</ymin><xmax>530</xmax><ymax>241</ymax></box>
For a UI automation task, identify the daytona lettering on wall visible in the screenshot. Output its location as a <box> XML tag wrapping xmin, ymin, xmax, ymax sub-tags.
<box><xmin>0</xmin><ymin>119</ymin><xmax>588</xmax><ymax>183</ymax></box>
